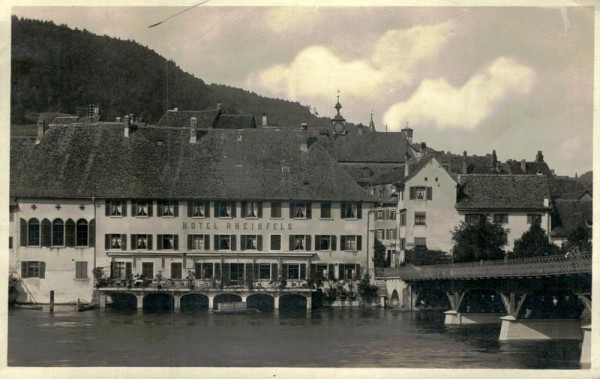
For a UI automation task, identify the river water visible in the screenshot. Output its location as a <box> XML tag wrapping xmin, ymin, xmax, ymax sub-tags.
<box><xmin>8</xmin><ymin>305</ymin><xmax>582</xmax><ymax>368</ymax></box>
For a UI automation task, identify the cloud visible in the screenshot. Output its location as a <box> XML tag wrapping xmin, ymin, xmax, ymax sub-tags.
<box><xmin>246</xmin><ymin>21</ymin><xmax>457</xmax><ymax>101</ymax></box>
<box><xmin>383</xmin><ymin>57</ymin><xmax>536</xmax><ymax>131</ymax></box>
<box><xmin>560</xmin><ymin>136</ymin><xmax>582</xmax><ymax>158</ymax></box>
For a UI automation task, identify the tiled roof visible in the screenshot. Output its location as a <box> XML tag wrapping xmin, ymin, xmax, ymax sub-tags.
<box><xmin>548</xmin><ymin>176</ymin><xmax>591</xmax><ymax>199</ymax></box>
<box><xmin>551</xmin><ymin>200</ymin><xmax>593</xmax><ymax>238</ymax></box>
<box><xmin>319</xmin><ymin>132</ymin><xmax>413</xmax><ymax>163</ymax></box>
<box><xmin>340</xmin><ymin>164</ymin><xmax>404</xmax><ymax>186</ymax></box>
<box><xmin>215</xmin><ymin>114</ymin><xmax>256</xmax><ymax>129</ymax></box>
<box><xmin>372</xmin><ymin>167</ymin><xmax>405</xmax><ymax>185</ymax></box>
<box><xmin>456</xmin><ymin>174</ymin><xmax>551</xmax><ymax>210</ymax></box>
<box><xmin>403</xmin><ymin>154</ymin><xmax>436</xmax><ymax>183</ymax></box>
<box><xmin>11</xmin><ymin>124</ymin><xmax>375</xmax><ymax>202</ymax></box>
<box><xmin>156</xmin><ymin>109</ymin><xmax>220</xmax><ymax>128</ymax></box>
<box><xmin>501</xmin><ymin>160</ymin><xmax>552</xmax><ymax>176</ymax></box>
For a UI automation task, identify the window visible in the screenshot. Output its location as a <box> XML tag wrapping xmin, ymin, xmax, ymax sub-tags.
<box><xmin>202</xmin><ymin>263</ymin><xmax>214</xmax><ymax>279</ymax></box>
<box><xmin>287</xmin><ymin>264</ymin><xmax>300</xmax><ymax>280</ymax></box>
<box><xmin>527</xmin><ymin>214</ymin><xmax>542</xmax><ymax>224</ymax></box>
<box><xmin>259</xmin><ymin>264</ymin><xmax>271</xmax><ymax>280</ymax></box>
<box><xmin>465</xmin><ymin>214</ymin><xmax>484</xmax><ymax>225</ymax></box>
<box><xmin>493</xmin><ymin>214</ymin><xmax>508</xmax><ymax>224</ymax></box>
<box><xmin>171</xmin><ymin>263</ymin><xmax>182</xmax><ymax>279</ymax></box>
<box><xmin>75</xmin><ymin>262</ymin><xmax>88</xmax><ymax>279</ymax></box>
<box><xmin>270</xmin><ymin>202</ymin><xmax>282</xmax><ymax>218</ymax></box>
<box><xmin>409</xmin><ymin>186</ymin><xmax>432</xmax><ymax>200</ymax></box>
<box><xmin>339</xmin><ymin>264</ymin><xmax>359</xmax><ymax>280</ymax></box>
<box><xmin>188</xmin><ymin>200</ymin><xmax>208</xmax><ymax>218</ymax></box>
<box><xmin>414</xmin><ymin>237</ymin><xmax>427</xmax><ymax>247</ymax></box>
<box><xmin>341</xmin><ymin>235</ymin><xmax>362</xmax><ymax>251</ymax></box>
<box><xmin>242</xmin><ymin>201</ymin><xmax>262</xmax><ymax>218</ymax></box>
<box><xmin>415</xmin><ymin>212</ymin><xmax>427</xmax><ymax>226</ymax></box>
<box><xmin>229</xmin><ymin>263</ymin><xmax>245</xmax><ymax>284</ymax></box>
<box><xmin>132</xmin><ymin>200</ymin><xmax>152</xmax><ymax>217</ymax></box>
<box><xmin>315</xmin><ymin>235</ymin><xmax>336</xmax><ymax>251</ymax></box>
<box><xmin>41</xmin><ymin>219</ymin><xmax>51</xmax><ymax>247</ymax></box>
<box><xmin>290</xmin><ymin>202</ymin><xmax>310</xmax><ymax>219</ymax></box>
<box><xmin>9</xmin><ymin>237</ymin><xmax>13</xmax><ymax>249</ymax></box>
<box><xmin>158</xmin><ymin>200</ymin><xmax>178</xmax><ymax>217</ymax></box>
<box><xmin>188</xmin><ymin>234</ymin><xmax>209</xmax><ymax>251</ymax></box>
<box><xmin>21</xmin><ymin>261</ymin><xmax>45</xmax><ymax>278</ymax></box>
<box><xmin>376</xmin><ymin>210</ymin><xmax>384</xmax><ymax>220</ymax></box>
<box><xmin>377</xmin><ymin>229</ymin><xmax>385</xmax><ymax>240</ymax></box>
<box><xmin>106</xmin><ymin>234</ymin><xmax>126</xmax><ymax>250</ymax></box>
<box><xmin>214</xmin><ymin>235</ymin><xmax>237</xmax><ymax>250</ymax></box>
<box><xmin>400</xmin><ymin>238</ymin><xmax>406</xmax><ymax>250</ymax></box>
<box><xmin>241</xmin><ymin>235</ymin><xmax>262</xmax><ymax>250</ymax></box>
<box><xmin>28</xmin><ymin>218</ymin><xmax>40</xmax><ymax>246</ymax></box>
<box><xmin>270</xmin><ymin>235</ymin><xmax>281</xmax><ymax>250</ymax></box>
<box><xmin>76</xmin><ymin>219</ymin><xmax>88</xmax><ymax>246</ymax></box>
<box><xmin>131</xmin><ymin>234</ymin><xmax>152</xmax><ymax>250</ymax></box>
<box><xmin>341</xmin><ymin>202</ymin><xmax>361</xmax><ymax>219</ymax></box>
<box><xmin>106</xmin><ymin>201</ymin><xmax>124</xmax><ymax>217</ymax></box>
<box><xmin>65</xmin><ymin>219</ymin><xmax>76</xmax><ymax>247</ymax></box>
<box><xmin>52</xmin><ymin>219</ymin><xmax>64</xmax><ymax>246</ymax></box>
<box><xmin>289</xmin><ymin>235</ymin><xmax>311</xmax><ymax>251</ymax></box>
<box><xmin>216</xmin><ymin>201</ymin><xmax>235</xmax><ymax>218</ymax></box>
<box><xmin>389</xmin><ymin>210</ymin><xmax>397</xmax><ymax>220</ymax></box>
<box><xmin>157</xmin><ymin>234</ymin><xmax>178</xmax><ymax>250</ymax></box>
<box><xmin>142</xmin><ymin>262</ymin><xmax>153</xmax><ymax>279</ymax></box>
<box><xmin>386</xmin><ymin>229</ymin><xmax>397</xmax><ymax>240</ymax></box>
<box><xmin>400</xmin><ymin>211</ymin><xmax>407</xmax><ymax>226</ymax></box>
<box><xmin>320</xmin><ymin>202</ymin><xmax>331</xmax><ymax>219</ymax></box>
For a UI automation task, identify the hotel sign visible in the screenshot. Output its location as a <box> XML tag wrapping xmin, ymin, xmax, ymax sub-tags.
<box><xmin>183</xmin><ymin>221</ymin><xmax>293</xmax><ymax>231</ymax></box>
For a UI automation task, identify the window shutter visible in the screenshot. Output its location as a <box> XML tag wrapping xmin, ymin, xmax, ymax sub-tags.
<box><xmin>315</xmin><ymin>235</ymin><xmax>321</xmax><ymax>250</ymax></box>
<box><xmin>105</xmin><ymin>234</ymin><xmax>110</xmax><ymax>250</ymax></box>
<box><xmin>240</xmin><ymin>235</ymin><xmax>246</xmax><ymax>251</ymax></box>
<box><xmin>230</xmin><ymin>235</ymin><xmax>236</xmax><ymax>251</ymax></box>
<box><xmin>357</xmin><ymin>203</ymin><xmax>362</xmax><ymax>219</ymax></box>
<box><xmin>306</xmin><ymin>235</ymin><xmax>312</xmax><ymax>251</ymax></box>
<box><xmin>332</xmin><ymin>235</ymin><xmax>337</xmax><ymax>251</ymax></box>
<box><xmin>231</xmin><ymin>202</ymin><xmax>236</xmax><ymax>218</ymax></box>
<box><xmin>126</xmin><ymin>262</ymin><xmax>132</xmax><ymax>277</ymax></box>
<box><xmin>122</xmin><ymin>201</ymin><xmax>127</xmax><ymax>217</ymax></box>
<box><xmin>241</xmin><ymin>202</ymin><xmax>247</xmax><ymax>217</ymax></box>
<box><xmin>89</xmin><ymin>219</ymin><xmax>95</xmax><ymax>247</ymax></box>
<box><xmin>257</xmin><ymin>235</ymin><xmax>263</xmax><ymax>251</ymax></box>
<box><xmin>157</xmin><ymin>235</ymin><xmax>163</xmax><ymax>250</ymax></box>
<box><xmin>246</xmin><ymin>263</ymin><xmax>254</xmax><ymax>281</ymax></box>
<box><xmin>222</xmin><ymin>264</ymin><xmax>230</xmax><ymax>285</ymax></box>
<box><xmin>214</xmin><ymin>235</ymin><xmax>219</xmax><ymax>250</ymax></box>
<box><xmin>20</xmin><ymin>219</ymin><xmax>27</xmax><ymax>246</ymax></box>
<box><xmin>41</xmin><ymin>219</ymin><xmax>51</xmax><ymax>247</ymax></box>
<box><xmin>282</xmin><ymin>264</ymin><xmax>288</xmax><ymax>279</ymax></box>
<box><xmin>121</xmin><ymin>234</ymin><xmax>127</xmax><ymax>250</ymax></box>
<box><xmin>187</xmin><ymin>201</ymin><xmax>193</xmax><ymax>217</ymax></box>
<box><xmin>357</xmin><ymin>235</ymin><xmax>362</xmax><ymax>251</ymax></box>
<box><xmin>174</xmin><ymin>201</ymin><xmax>179</xmax><ymax>217</ymax></box>
<box><xmin>131</xmin><ymin>200</ymin><xmax>137</xmax><ymax>216</ymax></box>
<box><xmin>173</xmin><ymin>235</ymin><xmax>179</xmax><ymax>250</ymax></box>
<box><xmin>188</xmin><ymin>235</ymin><xmax>193</xmax><ymax>250</ymax></box>
<box><xmin>339</xmin><ymin>264</ymin><xmax>345</xmax><ymax>280</ymax></box>
<box><xmin>204</xmin><ymin>235</ymin><xmax>210</xmax><ymax>250</ymax></box>
<box><xmin>214</xmin><ymin>263</ymin><xmax>221</xmax><ymax>279</ymax></box>
<box><xmin>214</xmin><ymin>202</ymin><xmax>219</xmax><ymax>217</ymax></box>
<box><xmin>157</xmin><ymin>202</ymin><xmax>163</xmax><ymax>217</ymax></box>
<box><xmin>271</xmin><ymin>263</ymin><xmax>278</xmax><ymax>279</ymax></box>
<box><xmin>310</xmin><ymin>264</ymin><xmax>316</xmax><ymax>276</ymax></box>
<box><xmin>148</xmin><ymin>201</ymin><xmax>153</xmax><ymax>217</ymax></box>
<box><xmin>409</xmin><ymin>187</ymin><xmax>415</xmax><ymax>200</ymax></box>
<box><xmin>131</xmin><ymin>234</ymin><xmax>136</xmax><ymax>250</ymax></box>
<box><xmin>257</xmin><ymin>202</ymin><xmax>263</xmax><ymax>218</ymax></box>
<box><xmin>328</xmin><ymin>264</ymin><xmax>335</xmax><ymax>280</ymax></box>
<box><xmin>254</xmin><ymin>263</ymin><xmax>259</xmax><ymax>280</ymax></box>
<box><xmin>306</xmin><ymin>203</ymin><xmax>312</xmax><ymax>219</ymax></box>
<box><xmin>340</xmin><ymin>203</ymin><xmax>346</xmax><ymax>219</ymax></box>
<box><xmin>341</xmin><ymin>236</ymin><xmax>346</xmax><ymax>251</ymax></box>
<box><xmin>148</xmin><ymin>235</ymin><xmax>153</xmax><ymax>250</ymax></box>
<box><xmin>289</xmin><ymin>202</ymin><xmax>294</xmax><ymax>218</ymax></box>
<box><xmin>105</xmin><ymin>202</ymin><xmax>110</xmax><ymax>216</ymax></box>
<box><xmin>300</xmin><ymin>264</ymin><xmax>306</xmax><ymax>279</ymax></box>
<box><xmin>356</xmin><ymin>265</ymin><xmax>362</xmax><ymax>280</ymax></box>
<box><xmin>204</xmin><ymin>202</ymin><xmax>210</xmax><ymax>217</ymax></box>
<box><xmin>289</xmin><ymin>235</ymin><xmax>294</xmax><ymax>251</ymax></box>
<box><xmin>21</xmin><ymin>262</ymin><xmax>27</xmax><ymax>278</ymax></box>
<box><xmin>39</xmin><ymin>262</ymin><xmax>46</xmax><ymax>279</ymax></box>
<box><xmin>427</xmin><ymin>187</ymin><xmax>432</xmax><ymax>200</ymax></box>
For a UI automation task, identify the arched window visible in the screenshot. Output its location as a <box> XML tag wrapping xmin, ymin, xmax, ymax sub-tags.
<box><xmin>65</xmin><ymin>219</ymin><xmax>76</xmax><ymax>247</ymax></box>
<box><xmin>20</xmin><ymin>218</ymin><xmax>27</xmax><ymax>246</ymax></box>
<box><xmin>52</xmin><ymin>219</ymin><xmax>64</xmax><ymax>246</ymax></box>
<box><xmin>41</xmin><ymin>219</ymin><xmax>51</xmax><ymax>247</ymax></box>
<box><xmin>76</xmin><ymin>219</ymin><xmax>88</xmax><ymax>247</ymax></box>
<box><xmin>28</xmin><ymin>218</ymin><xmax>40</xmax><ymax>246</ymax></box>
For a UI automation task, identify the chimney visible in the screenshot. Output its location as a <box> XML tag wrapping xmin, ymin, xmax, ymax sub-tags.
<box><xmin>36</xmin><ymin>120</ymin><xmax>46</xmax><ymax>144</ymax></box>
<box><xmin>404</xmin><ymin>152</ymin><xmax>411</xmax><ymax>177</ymax></box>
<box><xmin>536</xmin><ymin>150</ymin><xmax>544</xmax><ymax>163</ymax></box>
<box><xmin>190</xmin><ymin>117</ymin><xmax>197</xmax><ymax>144</ymax></box>
<box><xmin>491</xmin><ymin>150</ymin><xmax>497</xmax><ymax>168</ymax></box>
<box><xmin>463</xmin><ymin>150</ymin><xmax>467</xmax><ymax>157</ymax></box>
<box><xmin>300</xmin><ymin>123</ymin><xmax>308</xmax><ymax>151</ymax></box>
<box><xmin>262</xmin><ymin>113</ymin><xmax>268</xmax><ymax>127</ymax></box>
<box><xmin>123</xmin><ymin>115</ymin><xmax>131</xmax><ymax>138</ymax></box>
<box><xmin>401</xmin><ymin>126</ymin><xmax>413</xmax><ymax>144</ymax></box>
<box><xmin>521</xmin><ymin>159</ymin><xmax>526</xmax><ymax>172</ymax></box>
<box><xmin>420</xmin><ymin>142</ymin><xmax>427</xmax><ymax>155</ymax></box>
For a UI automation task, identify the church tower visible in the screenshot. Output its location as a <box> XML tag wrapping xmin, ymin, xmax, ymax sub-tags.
<box><xmin>331</xmin><ymin>91</ymin><xmax>346</xmax><ymax>135</ymax></box>
<box><xmin>369</xmin><ymin>110</ymin><xmax>376</xmax><ymax>132</ymax></box>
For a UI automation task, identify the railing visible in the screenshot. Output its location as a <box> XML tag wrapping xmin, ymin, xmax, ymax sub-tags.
<box><xmin>378</xmin><ymin>253</ymin><xmax>592</xmax><ymax>281</ymax></box>
<box><xmin>97</xmin><ymin>278</ymin><xmax>313</xmax><ymax>291</ymax></box>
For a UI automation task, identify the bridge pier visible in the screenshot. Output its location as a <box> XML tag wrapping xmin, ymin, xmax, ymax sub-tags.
<box><xmin>499</xmin><ymin>316</ymin><xmax>583</xmax><ymax>341</ymax></box>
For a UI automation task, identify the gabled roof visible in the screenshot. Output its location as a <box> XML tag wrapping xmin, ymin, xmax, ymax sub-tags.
<box><xmin>551</xmin><ymin>199</ymin><xmax>593</xmax><ymax>238</ymax></box>
<box><xmin>11</xmin><ymin>124</ymin><xmax>375</xmax><ymax>202</ymax></box>
<box><xmin>548</xmin><ymin>176</ymin><xmax>591</xmax><ymax>199</ymax></box>
<box><xmin>318</xmin><ymin>132</ymin><xmax>413</xmax><ymax>163</ymax></box>
<box><xmin>156</xmin><ymin>109</ymin><xmax>220</xmax><ymax>128</ymax></box>
<box><xmin>402</xmin><ymin>154</ymin><xmax>436</xmax><ymax>183</ymax></box>
<box><xmin>456</xmin><ymin>174</ymin><xmax>551</xmax><ymax>210</ymax></box>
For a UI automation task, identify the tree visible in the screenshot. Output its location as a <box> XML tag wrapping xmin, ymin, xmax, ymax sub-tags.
<box><xmin>451</xmin><ymin>217</ymin><xmax>507</xmax><ymax>263</ymax></box>
<box><xmin>562</xmin><ymin>225</ymin><xmax>592</xmax><ymax>255</ymax></box>
<box><xmin>513</xmin><ymin>218</ymin><xmax>559</xmax><ymax>258</ymax></box>
<box><xmin>358</xmin><ymin>274</ymin><xmax>379</xmax><ymax>304</ymax></box>
<box><xmin>403</xmin><ymin>247</ymin><xmax>452</xmax><ymax>266</ymax></box>
<box><xmin>373</xmin><ymin>238</ymin><xmax>387</xmax><ymax>268</ymax></box>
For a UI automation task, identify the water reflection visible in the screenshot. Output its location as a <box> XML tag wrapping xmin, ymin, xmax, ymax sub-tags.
<box><xmin>8</xmin><ymin>305</ymin><xmax>582</xmax><ymax>368</ymax></box>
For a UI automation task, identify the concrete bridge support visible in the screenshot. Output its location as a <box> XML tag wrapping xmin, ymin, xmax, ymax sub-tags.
<box><xmin>577</xmin><ymin>294</ymin><xmax>592</xmax><ymax>367</ymax></box>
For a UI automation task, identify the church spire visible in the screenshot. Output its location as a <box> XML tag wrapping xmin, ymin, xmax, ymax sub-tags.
<box><xmin>369</xmin><ymin>110</ymin><xmax>376</xmax><ymax>132</ymax></box>
<box><xmin>332</xmin><ymin>90</ymin><xmax>346</xmax><ymax>135</ymax></box>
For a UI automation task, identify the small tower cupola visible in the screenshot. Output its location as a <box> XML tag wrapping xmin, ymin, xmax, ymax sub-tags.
<box><xmin>369</xmin><ymin>110</ymin><xmax>376</xmax><ymax>132</ymax></box>
<box><xmin>331</xmin><ymin>91</ymin><xmax>346</xmax><ymax>135</ymax></box>
<box><xmin>401</xmin><ymin>121</ymin><xmax>413</xmax><ymax>144</ymax></box>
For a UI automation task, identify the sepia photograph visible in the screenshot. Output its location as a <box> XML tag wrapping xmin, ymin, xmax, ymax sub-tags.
<box><xmin>2</xmin><ymin>1</ymin><xmax>597</xmax><ymax>377</ymax></box>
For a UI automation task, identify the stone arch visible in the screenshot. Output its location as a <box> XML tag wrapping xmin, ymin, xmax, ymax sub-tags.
<box><xmin>247</xmin><ymin>293</ymin><xmax>274</xmax><ymax>312</ymax></box>
<box><xmin>110</xmin><ymin>292</ymin><xmax>137</xmax><ymax>312</ymax></box>
<box><xmin>180</xmin><ymin>293</ymin><xmax>209</xmax><ymax>313</ymax></box>
<box><xmin>143</xmin><ymin>292</ymin><xmax>174</xmax><ymax>313</ymax></box>
<box><xmin>390</xmin><ymin>290</ymin><xmax>400</xmax><ymax>307</ymax></box>
<box><xmin>213</xmin><ymin>293</ymin><xmax>242</xmax><ymax>311</ymax></box>
<box><xmin>279</xmin><ymin>293</ymin><xmax>307</xmax><ymax>312</ymax></box>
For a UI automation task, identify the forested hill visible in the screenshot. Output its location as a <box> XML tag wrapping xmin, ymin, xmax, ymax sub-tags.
<box><xmin>11</xmin><ymin>17</ymin><xmax>332</xmax><ymax>128</ymax></box>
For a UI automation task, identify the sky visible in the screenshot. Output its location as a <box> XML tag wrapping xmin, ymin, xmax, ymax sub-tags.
<box><xmin>9</xmin><ymin>5</ymin><xmax>595</xmax><ymax>176</ymax></box>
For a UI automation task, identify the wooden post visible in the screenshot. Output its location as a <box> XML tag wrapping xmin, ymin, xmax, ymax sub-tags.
<box><xmin>50</xmin><ymin>290</ymin><xmax>55</xmax><ymax>312</ymax></box>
